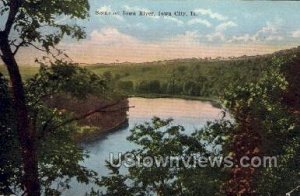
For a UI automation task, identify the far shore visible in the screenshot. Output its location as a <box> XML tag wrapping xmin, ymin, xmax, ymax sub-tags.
<box><xmin>128</xmin><ymin>94</ymin><xmax>222</xmax><ymax>108</ymax></box>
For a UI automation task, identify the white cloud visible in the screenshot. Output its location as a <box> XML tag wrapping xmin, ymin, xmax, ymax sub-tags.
<box><xmin>60</xmin><ymin>27</ymin><xmax>290</xmax><ymax>63</ymax></box>
<box><xmin>215</xmin><ymin>21</ymin><xmax>237</xmax><ymax>32</ymax></box>
<box><xmin>170</xmin><ymin>31</ymin><xmax>201</xmax><ymax>44</ymax></box>
<box><xmin>204</xmin><ymin>21</ymin><xmax>236</xmax><ymax>42</ymax></box>
<box><xmin>124</xmin><ymin>5</ymin><xmax>149</xmax><ymax>12</ymax></box>
<box><xmin>88</xmin><ymin>27</ymin><xmax>139</xmax><ymax>45</ymax></box>
<box><xmin>230</xmin><ymin>34</ymin><xmax>255</xmax><ymax>42</ymax></box>
<box><xmin>189</xmin><ymin>9</ymin><xmax>235</xmax><ymax>41</ymax></box>
<box><xmin>265</xmin><ymin>35</ymin><xmax>283</xmax><ymax>41</ymax></box>
<box><xmin>206</xmin><ymin>32</ymin><xmax>225</xmax><ymax>42</ymax></box>
<box><xmin>193</xmin><ymin>9</ymin><xmax>227</xmax><ymax>21</ymax></box>
<box><xmin>253</xmin><ymin>22</ymin><xmax>282</xmax><ymax>41</ymax></box>
<box><xmin>229</xmin><ymin>21</ymin><xmax>283</xmax><ymax>43</ymax></box>
<box><xmin>187</xmin><ymin>18</ymin><xmax>212</xmax><ymax>27</ymax></box>
<box><xmin>60</xmin><ymin>28</ymin><xmax>209</xmax><ymax>63</ymax></box>
<box><xmin>291</xmin><ymin>30</ymin><xmax>300</xmax><ymax>38</ymax></box>
<box><xmin>257</xmin><ymin>22</ymin><xmax>279</xmax><ymax>35</ymax></box>
<box><xmin>229</xmin><ymin>33</ymin><xmax>283</xmax><ymax>42</ymax></box>
<box><xmin>97</xmin><ymin>5</ymin><xmax>111</xmax><ymax>12</ymax></box>
<box><xmin>20</xmin><ymin>26</ymin><xmax>296</xmax><ymax>65</ymax></box>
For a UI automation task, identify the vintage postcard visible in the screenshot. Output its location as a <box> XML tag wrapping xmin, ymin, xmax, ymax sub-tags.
<box><xmin>0</xmin><ymin>0</ymin><xmax>299</xmax><ymax>195</ymax></box>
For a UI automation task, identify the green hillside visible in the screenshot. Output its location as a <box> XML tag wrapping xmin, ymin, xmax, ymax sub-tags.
<box><xmin>1</xmin><ymin>46</ymin><xmax>300</xmax><ymax>99</ymax></box>
<box><xmin>88</xmin><ymin>47</ymin><xmax>300</xmax><ymax>98</ymax></box>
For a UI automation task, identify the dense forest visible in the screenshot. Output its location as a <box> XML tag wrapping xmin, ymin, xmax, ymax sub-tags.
<box><xmin>0</xmin><ymin>0</ymin><xmax>299</xmax><ymax>195</ymax></box>
<box><xmin>89</xmin><ymin>47</ymin><xmax>300</xmax><ymax>99</ymax></box>
<box><xmin>3</xmin><ymin>47</ymin><xmax>300</xmax><ymax>100</ymax></box>
<box><xmin>86</xmin><ymin>57</ymin><xmax>271</xmax><ymax>99</ymax></box>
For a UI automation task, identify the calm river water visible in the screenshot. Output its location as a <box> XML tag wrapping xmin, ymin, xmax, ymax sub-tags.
<box><xmin>64</xmin><ymin>97</ymin><xmax>222</xmax><ymax>195</ymax></box>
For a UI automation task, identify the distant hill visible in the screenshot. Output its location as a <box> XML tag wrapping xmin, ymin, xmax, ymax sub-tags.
<box><xmin>1</xmin><ymin>46</ymin><xmax>300</xmax><ymax>98</ymax></box>
<box><xmin>86</xmin><ymin>46</ymin><xmax>300</xmax><ymax>98</ymax></box>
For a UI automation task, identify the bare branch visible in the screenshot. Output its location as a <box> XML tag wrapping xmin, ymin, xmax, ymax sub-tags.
<box><xmin>27</xmin><ymin>42</ymin><xmax>47</xmax><ymax>52</ymax></box>
<box><xmin>53</xmin><ymin>101</ymin><xmax>125</xmax><ymax>129</ymax></box>
<box><xmin>10</xmin><ymin>38</ymin><xmax>47</xmax><ymax>56</ymax></box>
<box><xmin>97</xmin><ymin>106</ymin><xmax>134</xmax><ymax>113</ymax></box>
<box><xmin>12</xmin><ymin>40</ymin><xmax>26</xmax><ymax>55</ymax></box>
<box><xmin>286</xmin><ymin>185</ymin><xmax>300</xmax><ymax>196</ymax></box>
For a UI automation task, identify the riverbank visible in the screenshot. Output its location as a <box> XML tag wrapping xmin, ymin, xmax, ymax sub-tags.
<box><xmin>129</xmin><ymin>93</ymin><xmax>222</xmax><ymax>108</ymax></box>
<box><xmin>46</xmin><ymin>95</ymin><xmax>129</xmax><ymax>143</ymax></box>
<box><xmin>73</xmin><ymin>118</ymin><xmax>129</xmax><ymax>143</ymax></box>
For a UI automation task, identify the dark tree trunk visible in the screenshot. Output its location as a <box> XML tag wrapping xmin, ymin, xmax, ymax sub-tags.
<box><xmin>0</xmin><ymin>33</ymin><xmax>41</xmax><ymax>196</ymax></box>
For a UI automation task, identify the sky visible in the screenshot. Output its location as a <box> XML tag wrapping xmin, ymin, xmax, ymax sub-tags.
<box><xmin>12</xmin><ymin>0</ymin><xmax>300</xmax><ymax>64</ymax></box>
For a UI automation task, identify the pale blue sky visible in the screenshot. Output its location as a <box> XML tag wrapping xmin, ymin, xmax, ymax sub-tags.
<box><xmin>83</xmin><ymin>0</ymin><xmax>300</xmax><ymax>45</ymax></box>
<box><xmin>5</xmin><ymin>0</ymin><xmax>300</xmax><ymax>64</ymax></box>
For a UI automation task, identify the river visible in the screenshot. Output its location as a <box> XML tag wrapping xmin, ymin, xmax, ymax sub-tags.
<box><xmin>64</xmin><ymin>97</ymin><xmax>223</xmax><ymax>195</ymax></box>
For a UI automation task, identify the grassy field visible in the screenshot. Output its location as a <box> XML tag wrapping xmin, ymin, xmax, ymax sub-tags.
<box><xmin>88</xmin><ymin>62</ymin><xmax>180</xmax><ymax>84</ymax></box>
<box><xmin>0</xmin><ymin>65</ymin><xmax>39</xmax><ymax>80</ymax></box>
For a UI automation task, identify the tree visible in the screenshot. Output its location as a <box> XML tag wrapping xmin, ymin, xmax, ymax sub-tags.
<box><xmin>220</xmin><ymin>57</ymin><xmax>300</xmax><ymax>195</ymax></box>
<box><xmin>0</xmin><ymin>61</ymin><xmax>124</xmax><ymax>195</ymax></box>
<box><xmin>26</xmin><ymin>63</ymin><xmax>108</xmax><ymax>195</ymax></box>
<box><xmin>148</xmin><ymin>80</ymin><xmax>161</xmax><ymax>93</ymax></box>
<box><xmin>183</xmin><ymin>80</ymin><xmax>199</xmax><ymax>96</ymax></box>
<box><xmin>100</xmin><ymin>117</ymin><xmax>225</xmax><ymax>195</ymax></box>
<box><xmin>0</xmin><ymin>73</ymin><xmax>22</xmax><ymax>195</ymax></box>
<box><xmin>116</xmin><ymin>80</ymin><xmax>134</xmax><ymax>93</ymax></box>
<box><xmin>0</xmin><ymin>0</ymin><xmax>89</xmax><ymax>195</ymax></box>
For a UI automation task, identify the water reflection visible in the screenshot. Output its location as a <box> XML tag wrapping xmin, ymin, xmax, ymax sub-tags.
<box><xmin>64</xmin><ymin>98</ymin><xmax>222</xmax><ymax>195</ymax></box>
